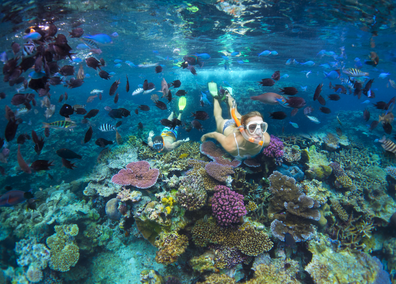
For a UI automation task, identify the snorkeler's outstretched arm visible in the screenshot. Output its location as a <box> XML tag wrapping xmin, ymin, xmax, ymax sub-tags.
<box><xmin>148</xmin><ymin>131</ymin><xmax>154</xmax><ymax>147</ymax></box>
<box><xmin>201</xmin><ymin>132</ymin><xmax>234</xmax><ymax>153</ymax></box>
<box><xmin>169</xmin><ymin>138</ymin><xmax>190</xmax><ymax>150</ymax></box>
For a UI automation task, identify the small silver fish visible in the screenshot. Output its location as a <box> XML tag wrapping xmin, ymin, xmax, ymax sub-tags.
<box><xmin>306</xmin><ymin>115</ymin><xmax>320</xmax><ymax>124</ymax></box>
<box><xmin>132</xmin><ymin>88</ymin><xmax>144</xmax><ymax>96</ymax></box>
<box><xmin>143</xmin><ymin>88</ymin><xmax>155</xmax><ymax>94</ymax></box>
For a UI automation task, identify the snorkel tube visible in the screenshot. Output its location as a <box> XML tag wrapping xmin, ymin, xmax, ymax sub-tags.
<box><xmin>231</xmin><ymin>100</ymin><xmax>265</xmax><ymax>146</ymax></box>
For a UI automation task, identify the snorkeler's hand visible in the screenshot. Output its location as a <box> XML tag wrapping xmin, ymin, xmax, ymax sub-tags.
<box><xmin>182</xmin><ymin>138</ymin><xmax>190</xmax><ymax>142</ymax></box>
<box><xmin>201</xmin><ymin>135</ymin><xmax>207</xmax><ymax>142</ymax></box>
<box><xmin>149</xmin><ymin>131</ymin><xmax>154</xmax><ymax>138</ymax></box>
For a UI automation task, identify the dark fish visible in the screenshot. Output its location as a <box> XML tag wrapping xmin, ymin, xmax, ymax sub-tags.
<box><xmin>114</xmin><ymin>93</ymin><xmax>119</xmax><ymax>104</ymax></box>
<box><xmin>109</xmin><ymin>79</ymin><xmax>120</xmax><ymax>96</ymax></box>
<box><xmin>115</xmin><ymin>121</ymin><xmax>122</xmax><ymax>128</ymax></box>
<box><xmin>55</xmin><ymin>34</ymin><xmax>68</xmax><ymax>46</ymax></box>
<box><xmin>363</xmin><ymin>79</ymin><xmax>374</xmax><ymax>96</ymax></box>
<box><xmin>280</xmin><ymin>87</ymin><xmax>298</xmax><ymax>95</ymax></box>
<box><xmin>160</xmin><ymin>118</ymin><xmax>181</xmax><ymax>129</ymax></box>
<box><xmin>0</xmin><ymin>166</ymin><xmax>5</xmax><ymax>176</ymax></box>
<box><xmin>84</xmin><ymin>109</ymin><xmax>99</xmax><ymax>119</ymax></box>
<box><xmin>31</xmin><ymin>130</ymin><xmax>44</xmax><ymax>155</ymax></box>
<box><xmin>271</xmin><ymin>71</ymin><xmax>280</xmax><ymax>81</ymax></box>
<box><xmin>320</xmin><ymin>107</ymin><xmax>331</xmax><ymax>114</ymax></box>
<box><xmin>75</xmin><ymin>108</ymin><xmax>87</xmax><ymax>115</ymax></box>
<box><xmin>19</xmin><ymin>57</ymin><xmax>35</xmax><ymax>72</ymax></box>
<box><xmin>11</xmin><ymin>94</ymin><xmax>26</xmax><ymax>105</ymax></box>
<box><xmin>369</xmin><ymin>121</ymin><xmax>379</xmax><ymax>131</ymax></box>
<box><xmin>373</xmin><ymin>101</ymin><xmax>388</xmax><ymax>110</ymax></box>
<box><xmin>155</xmin><ymin>66</ymin><xmax>162</xmax><ymax>73</ymax></box>
<box><xmin>317</xmin><ymin>95</ymin><xmax>326</xmax><ymax>106</ymax></box>
<box><xmin>5</xmin><ymin>106</ymin><xmax>15</xmax><ymax>121</ymax></box>
<box><xmin>66</xmin><ymin>78</ymin><xmax>83</xmax><ymax>88</ymax></box>
<box><xmin>386</xmin><ymin>96</ymin><xmax>396</xmax><ymax>110</ymax></box>
<box><xmin>155</xmin><ymin>101</ymin><xmax>167</xmax><ymax>110</ymax></box>
<box><xmin>126</xmin><ymin>75</ymin><xmax>129</xmax><ymax>92</ymax></box>
<box><xmin>59</xmin><ymin>65</ymin><xmax>74</xmax><ymax>76</ymax></box>
<box><xmin>191</xmin><ymin>120</ymin><xmax>203</xmax><ymax>131</ymax></box>
<box><xmin>286</xmin><ymin>97</ymin><xmax>306</xmax><ymax>108</ymax></box>
<box><xmin>17</xmin><ymin>145</ymin><xmax>31</xmax><ymax>174</ymax></box>
<box><xmin>34</xmin><ymin>56</ymin><xmax>42</xmax><ymax>73</ymax></box>
<box><xmin>58</xmin><ymin>94</ymin><xmax>64</xmax><ymax>103</ymax></box>
<box><xmin>328</xmin><ymin>94</ymin><xmax>341</xmax><ymax>101</ymax></box>
<box><xmin>353</xmin><ymin>81</ymin><xmax>363</xmax><ymax>99</ymax></box>
<box><xmin>165</xmin><ymin>90</ymin><xmax>172</xmax><ymax>103</ymax></box>
<box><xmin>30</xmin><ymin>160</ymin><xmax>54</xmax><ymax>171</ymax></box>
<box><xmin>84</xmin><ymin>126</ymin><xmax>93</xmax><ymax>143</ymax></box>
<box><xmin>11</xmin><ymin>42</ymin><xmax>20</xmax><ymax>54</ymax></box>
<box><xmin>59</xmin><ymin>104</ymin><xmax>74</xmax><ymax>117</ymax></box>
<box><xmin>175</xmin><ymin>90</ymin><xmax>187</xmax><ymax>97</ymax></box>
<box><xmin>62</xmin><ymin>158</ymin><xmax>76</xmax><ymax>170</ymax></box>
<box><xmin>95</xmin><ymin>138</ymin><xmax>113</xmax><ymax>147</ymax></box>
<box><xmin>100</xmin><ymin>58</ymin><xmax>106</xmax><ymax>66</ymax></box>
<box><xmin>69</xmin><ymin>28</ymin><xmax>84</xmax><ymax>38</ymax></box>
<box><xmin>48</xmin><ymin>173</ymin><xmax>53</xmax><ymax>180</ymax></box>
<box><xmin>108</xmin><ymin>108</ymin><xmax>130</xmax><ymax>119</ymax></box>
<box><xmin>56</xmin><ymin>148</ymin><xmax>82</xmax><ymax>159</ymax></box>
<box><xmin>363</xmin><ymin>109</ymin><xmax>370</xmax><ymax>122</ymax></box>
<box><xmin>17</xmin><ymin>133</ymin><xmax>30</xmax><ymax>144</ymax></box>
<box><xmin>336</xmin><ymin>127</ymin><xmax>342</xmax><ymax>136</ymax></box>
<box><xmin>0</xmin><ymin>92</ymin><xmax>6</xmax><ymax>99</ymax></box>
<box><xmin>143</xmin><ymin>80</ymin><xmax>149</xmax><ymax>90</ymax></box>
<box><xmin>49</xmin><ymin>76</ymin><xmax>62</xmax><ymax>86</ymax></box>
<box><xmin>0</xmin><ymin>190</ymin><xmax>34</xmax><ymax>207</ymax></box>
<box><xmin>191</xmin><ymin>111</ymin><xmax>209</xmax><ymax>120</ymax></box>
<box><xmin>138</xmin><ymin>122</ymin><xmax>143</xmax><ymax>130</ymax></box>
<box><xmin>5</xmin><ymin>120</ymin><xmax>18</xmax><ymax>142</ymax></box>
<box><xmin>99</xmin><ymin>70</ymin><xmax>111</xmax><ymax>80</ymax></box>
<box><xmin>383</xmin><ymin>122</ymin><xmax>392</xmax><ymax>134</ymax></box>
<box><xmin>313</xmin><ymin>83</ymin><xmax>323</xmax><ymax>101</ymax></box>
<box><xmin>290</xmin><ymin>108</ymin><xmax>299</xmax><ymax>117</ymax></box>
<box><xmin>81</xmin><ymin>118</ymin><xmax>88</xmax><ymax>124</ymax></box>
<box><xmin>171</xmin><ymin>80</ymin><xmax>181</xmax><ymax>88</ymax></box>
<box><xmin>270</xmin><ymin>111</ymin><xmax>287</xmax><ymax>120</ymax></box>
<box><xmin>258</xmin><ymin>78</ymin><xmax>275</xmax><ymax>86</ymax></box>
<box><xmin>85</xmin><ymin>57</ymin><xmax>102</xmax><ymax>70</ymax></box>
<box><xmin>135</xmin><ymin>109</ymin><xmax>138</xmax><ymax>115</ymax></box>
<box><xmin>44</xmin><ymin>128</ymin><xmax>50</xmax><ymax>138</ymax></box>
<box><xmin>138</xmin><ymin>105</ymin><xmax>150</xmax><ymax>111</ymax></box>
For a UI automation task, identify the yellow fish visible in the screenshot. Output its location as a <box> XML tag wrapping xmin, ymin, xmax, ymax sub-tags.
<box><xmin>178</xmin><ymin>153</ymin><xmax>189</xmax><ymax>159</ymax></box>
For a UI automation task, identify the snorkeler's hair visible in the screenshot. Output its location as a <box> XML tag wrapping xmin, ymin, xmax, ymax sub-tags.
<box><xmin>241</xmin><ymin>111</ymin><xmax>263</xmax><ymax>125</ymax></box>
<box><xmin>153</xmin><ymin>135</ymin><xmax>163</xmax><ymax>143</ymax></box>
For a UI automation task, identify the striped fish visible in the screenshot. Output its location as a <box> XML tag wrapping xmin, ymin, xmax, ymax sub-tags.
<box><xmin>42</xmin><ymin>120</ymin><xmax>76</xmax><ymax>129</ymax></box>
<box><xmin>23</xmin><ymin>40</ymin><xmax>36</xmax><ymax>56</ymax></box>
<box><xmin>379</xmin><ymin>136</ymin><xmax>396</xmax><ymax>154</ymax></box>
<box><xmin>98</xmin><ymin>123</ymin><xmax>115</xmax><ymax>132</ymax></box>
<box><xmin>80</xmin><ymin>38</ymin><xmax>99</xmax><ymax>50</ymax></box>
<box><xmin>342</xmin><ymin>68</ymin><xmax>369</xmax><ymax>77</ymax></box>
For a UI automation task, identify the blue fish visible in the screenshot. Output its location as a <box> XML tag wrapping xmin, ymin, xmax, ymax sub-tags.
<box><xmin>258</xmin><ymin>50</ymin><xmax>271</xmax><ymax>56</ymax></box>
<box><xmin>72</xmin><ymin>57</ymin><xmax>82</xmax><ymax>63</ymax></box>
<box><xmin>114</xmin><ymin>59</ymin><xmax>122</xmax><ymax>63</ymax></box>
<box><xmin>270</xmin><ymin>50</ymin><xmax>278</xmax><ymax>55</ymax></box>
<box><xmin>301</xmin><ymin>60</ymin><xmax>315</xmax><ymax>66</ymax></box>
<box><xmin>300</xmin><ymin>86</ymin><xmax>307</xmax><ymax>91</ymax></box>
<box><xmin>85</xmin><ymin>74</ymin><xmax>91</xmax><ymax>78</ymax></box>
<box><xmin>29</xmin><ymin>71</ymin><xmax>46</xmax><ymax>79</ymax></box>
<box><xmin>153</xmin><ymin>50</ymin><xmax>159</xmax><ymax>54</ymax></box>
<box><xmin>224</xmin><ymin>63</ymin><xmax>228</xmax><ymax>70</ymax></box>
<box><xmin>276</xmin><ymin>98</ymin><xmax>290</xmax><ymax>108</ymax></box>
<box><xmin>354</xmin><ymin>57</ymin><xmax>363</xmax><ymax>68</ymax></box>
<box><xmin>138</xmin><ymin>84</ymin><xmax>143</xmax><ymax>88</ymax></box>
<box><xmin>83</xmin><ymin>34</ymin><xmax>113</xmax><ymax>44</ymax></box>
<box><xmin>201</xmin><ymin>91</ymin><xmax>212</xmax><ymax>105</ymax></box>
<box><xmin>76</xmin><ymin>43</ymin><xmax>90</xmax><ymax>50</ymax></box>
<box><xmin>109</xmin><ymin>72</ymin><xmax>116</xmax><ymax>75</ymax></box>
<box><xmin>114</xmin><ymin>63</ymin><xmax>122</xmax><ymax>68</ymax></box>
<box><xmin>324</xmin><ymin>70</ymin><xmax>340</xmax><ymax>80</ymax></box>
<box><xmin>317</xmin><ymin>50</ymin><xmax>326</xmax><ymax>56</ymax></box>
<box><xmin>196</xmin><ymin>53</ymin><xmax>211</xmax><ymax>59</ymax></box>
<box><xmin>289</xmin><ymin>121</ymin><xmax>299</xmax><ymax>128</ymax></box>
<box><xmin>23</xmin><ymin>32</ymin><xmax>41</xmax><ymax>40</ymax></box>
<box><xmin>125</xmin><ymin>61</ymin><xmax>136</xmax><ymax>67</ymax></box>
<box><xmin>0</xmin><ymin>51</ymin><xmax>8</xmax><ymax>64</ymax></box>
<box><xmin>221</xmin><ymin>56</ymin><xmax>229</xmax><ymax>60</ymax></box>
<box><xmin>361</xmin><ymin>100</ymin><xmax>371</xmax><ymax>104</ymax></box>
<box><xmin>231</xmin><ymin>51</ymin><xmax>239</xmax><ymax>56</ymax></box>
<box><xmin>320</xmin><ymin>64</ymin><xmax>330</xmax><ymax>69</ymax></box>
<box><xmin>237</xmin><ymin>60</ymin><xmax>244</xmax><ymax>64</ymax></box>
<box><xmin>280</xmin><ymin>74</ymin><xmax>289</xmax><ymax>79</ymax></box>
<box><xmin>285</xmin><ymin>58</ymin><xmax>292</xmax><ymax>65</ymax></box>
<box><xmin>111</xmin><ymin>32</ymin><xmax>119</xmax><ymax>37</ymax></box>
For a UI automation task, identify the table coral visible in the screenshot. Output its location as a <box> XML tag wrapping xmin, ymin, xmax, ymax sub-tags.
<box><xmin>46</xmin><ymin>224</ymin><xmax>80</xmax><ymax>272</ymax></box>
<box><xmin>200</xmin><ymin>141</ymin><xmax>241</xmax><ymax>167</ymax></box>
<box><xmin>111</xmin><ymin>161</ymin><xmax>160</xmax><ymax>189</ymax></box>
<box><xmin>211</xmin><ymin>185</ymin><xmax>247</xmax><ymax>227</ymax></box>
<box><xmin>205</xmin><ymin>162</ymin><xmax>234</xmax><ymax>183</ymax></box>
<box><xmin>154</xmin><ymin>231</ymin><xmax>188</xmax><ymax>265</ymax></box>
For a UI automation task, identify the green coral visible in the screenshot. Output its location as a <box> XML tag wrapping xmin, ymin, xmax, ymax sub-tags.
<box><xmin>190</xmin><ymin>251</ymin><xmax>218</xmax><ymax>273</ymax></box>
<box><xmin>303</xmin><ymin>145</ymin><xmax>332</xmax><ymax>180</ymax></box>
<box><xmin>46</xmin><ymin>224</ymin><xmax>80</xmax><ymax>272</ymax></box>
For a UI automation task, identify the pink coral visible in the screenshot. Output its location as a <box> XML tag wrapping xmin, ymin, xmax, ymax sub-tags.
<box><xmin>205</xmin><ymin>162</ymin><xmax>234</xmax><ymax>182</ymax></box>
<box><xmin>200</xmin><ymin>141</ymin><xmax>241</xmax><ymax>167</ymax></box>
<box><xmin>211</xmin><ymin>185</ymin><xmax>247</xmax><ymax>227</ymax></box>
<box><xmin>262</xmin><ymin>135</ymin><xmax>284</xmax><ymax>165</ymax></box>
<box><xmin>111</xmin><ymin>161</ymin><xmax>159</xmax><ymax>189</ymax></box>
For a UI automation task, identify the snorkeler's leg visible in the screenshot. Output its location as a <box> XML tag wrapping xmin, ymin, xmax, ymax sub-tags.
<box><xmin>213</xmin><ymin>98</ymin><xmax>226</xmax><ymax>133</ymax></box>
<box><xmin>227</xmin><ymin>95</ymin><xmax>242</xmax><ymax>118</ymax></box>
<box><xmin>168</xmin><ymin>112</ymin><xmax>174</xmax><ymax>120</ymax></box>
<box><xmin>177</xmin><ymin>113</ymin><xmax>182</xmax><ymax>120</ymax></box>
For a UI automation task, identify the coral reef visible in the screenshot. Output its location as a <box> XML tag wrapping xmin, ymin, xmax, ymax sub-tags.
<box><xmin>329</xmin><ymin>162</ymin><xmax>354</xmax><ymax>189</ymax></box>
<box><xmin>176</xmin><ymin>174</ymin><xmax>207</xmax><ymax>211</ymax></box>
<box><xmin>262</xmin><ymin>135</ymin><xmax>284</xmax><ymax>165</ymax></box>
<box><xmin>301</xmin><ymin>179</ymin><xmax>330</xmax><ymax>205</ymax></box>
<box><xmin>154</xmin><ymin>231</ymin><xmax>188</xmax><ymax>265</ymax></box>
<box><xmin>105</xmin><ymin>198</ymin><xmax>123</xmax><ymax>220</ymax></box>
<box><xmin>283</xmin><ymin>145</ymin><xmax>301</xmax><ymax>164</ymax></box>
<box><xmin>186</xmin><ymin>159</ymin><xmax>220</xmax><ymax>191</ymax></box>
<box><xmin>278</xmin><ymin>164</ymin><xmax>304</xmax><ymax>181</ymax></box>
<box><xmin>46</xmin><ymin>224</ymin><xmax>80</xmax><ymax>272</ymax></box>
<box><xmin>323</xmin><ymin>132</ymin><xmax>340</xmax><ymax>150</ymax></box>
<box><xmin>140</xmin><ymin>269</ymin><xmax>164</xmax><ymax>284</ymax></box>
<box><xmin>212</xmin><ymin>185</ymin><xmax>247</xmax><ymax>227</ymax></box>
<box><xmin>190</xmin><ymin>251</ymin><xmax>218</xmax><ymax>273</ymax></box>
<box><xmin>303</xmin><ymin>145</ymin><xmax>332</xmax><ymax>180</ymax></box>
<box><xmin>205</xmin><ymin>162</ymin><xmax>234</xmax><ymax>183</ymax></box>
<box><xmin>200</xmin><ymin>141</ymin><xmax>241</xmax><ymax>167</ymax></box>
<box><xmin>112</xmin><ymin>161</ymin><xmax>160</xmax><ymax>189</ymax></box>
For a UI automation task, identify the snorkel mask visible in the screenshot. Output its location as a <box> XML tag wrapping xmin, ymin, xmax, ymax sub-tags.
<box><xmin>152</xmin><ymin>136</ymin><xmax>164</xmax><ymax>153</ymax></box>
<box><xmin>231</xmin><ymin>100</ymin><xmax>266</xmax><ymax>146</ymax></box>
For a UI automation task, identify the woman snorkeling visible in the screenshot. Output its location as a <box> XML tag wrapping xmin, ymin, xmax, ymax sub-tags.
<box><xmin>201</xmin><ymin>82</ymin><xmax>270</xmax><ymax>160</ymax></box>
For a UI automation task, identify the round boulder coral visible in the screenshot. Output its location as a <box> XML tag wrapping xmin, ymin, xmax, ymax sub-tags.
<box><xmin>105</xmin><ymin>198</ymin><xmax>122</xmax><ymax>220</ymax></box>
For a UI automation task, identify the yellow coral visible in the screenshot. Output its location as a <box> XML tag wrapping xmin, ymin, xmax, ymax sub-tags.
<box><xmin>165</xmin><ymin>206</ymin><xmax>172</xmax><ymax>214</ymax></box>
<box><xmin>197</xmin><ymin>273</ymin><xmax>236</xmax><ymax>284</ymax></box>
<box><xmin>190</xmin><ymin>251</ymin><xmax>218</xmax><ymax>273</ymax></box>
<box><xmin>246</xmin><ymin>263</ymin><xmax>301</xmax><ymax>284</ymax></box>
<box><xmin>246</xmin><ymin>201</ymin><xmax>258</xmax><ymax>212</ymax></box>
<box><xmin>162</xmin><ymin>196</ymin><xmax>175</xmax><ymax>206</ymax></box>
<box><xmin>154</xmin><ymin>231</ymin><xmax>188</xmax><ymax>265</ymax></box>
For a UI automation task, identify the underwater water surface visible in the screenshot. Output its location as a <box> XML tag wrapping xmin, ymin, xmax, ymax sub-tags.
<box><xmin>0</xmin><ymin>0</ymin><xmax>396</xmax><ymax>283</ymax></box>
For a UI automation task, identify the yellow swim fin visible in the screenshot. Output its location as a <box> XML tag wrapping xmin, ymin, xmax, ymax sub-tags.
<box><xmin>178</xmin><ymin>96</ymin><xmax>187</xmax><ymax>111</ymax></box>
<box><xmin>208</xmin><ymin>81</ymin><xmax>218</xmax><ymax>97</ymax></box>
